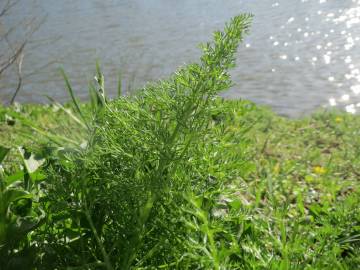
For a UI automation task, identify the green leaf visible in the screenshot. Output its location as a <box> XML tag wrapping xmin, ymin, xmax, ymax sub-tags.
<box><xmin>297</xmin><ymin>193</ymin><xmax>305</xmax><ymax>216</ymax></box>
<box><xmin>5</xmin><ymin>171</ymin><xmax>24</xmax><ymax>186</ymax></box>
<box><xmin>30</xmin><ymin>171</ymin><xmax>46</xmax><ymax>182</ymax></box>
<box><xmin>2</xmin><ymin>189</ymin><xmax>32</xmax><ymax>212</ymax></box>
<box><xmin>0</xmin><ymin>146</ymin><xmax>10</xmax><ymax>164</ymax></box>
<box><xmin>229</xmin><ymin>200</ymin><xmax>242</xmax><ymax>211</ymax></box>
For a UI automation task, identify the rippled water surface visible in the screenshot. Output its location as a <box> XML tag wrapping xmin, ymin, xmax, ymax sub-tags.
<box><xmin>1</xmin><ymin>0</ymin><xmax>360</xmax><ymax>116</ymax></box>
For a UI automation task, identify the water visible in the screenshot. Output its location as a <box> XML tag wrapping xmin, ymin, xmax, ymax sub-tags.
<box><xmin>1</xmin><ymin>0</ymin><xmax>360</xmax><ymax>117</ymax></box>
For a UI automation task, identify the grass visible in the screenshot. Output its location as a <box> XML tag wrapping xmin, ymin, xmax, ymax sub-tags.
<box><xmin>0</xmin><ymin>14</ymin><xmax>359</xmax><ymax>269</ymax></box>
<box><xmin>1</xmin><ymin>100</ymin><xmax>359</xmax><ymax>269</ymax></box>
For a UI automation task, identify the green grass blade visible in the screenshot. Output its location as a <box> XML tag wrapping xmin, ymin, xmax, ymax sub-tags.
<box><xmin>5</xmin><ymin>110</ymin><xmax>80</xmax><ymax>146</ymax></box>
<box><xmin>46</xmin><ymin>95</ymin><xmax>87</xmax><ymax>129</ymax></box>
<box><xmin>60</xmin><ymin>68</ymin><xmax>90</xmax><ymax>131</ymax></box>
<box><xmin>0</xmin><ymin>146</ymin><xmax>10</xmax><ymax>164</ymax></box>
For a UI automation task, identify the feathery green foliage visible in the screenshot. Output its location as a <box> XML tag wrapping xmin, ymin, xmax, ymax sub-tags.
<box><xmin>41</xmin><ymin>14</ymin><xmax>253</xmax><ymax>269</ymax></box>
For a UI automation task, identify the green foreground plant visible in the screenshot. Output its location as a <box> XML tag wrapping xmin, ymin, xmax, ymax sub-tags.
<box><xmin>0</xmin><ymin>145</ymin><xmax>45</xmax><ymax>269</ymax></box>
<box><xmin>40</xmin><ymin>14</ymin><xmax>253</xmax><ymax>269</ymax></box>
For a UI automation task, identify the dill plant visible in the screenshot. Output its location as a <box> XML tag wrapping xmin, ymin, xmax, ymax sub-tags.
<box><xmin>40</xmin><ymin>14</ymin><xmax>253</xmax><ymax>269</ymax></box>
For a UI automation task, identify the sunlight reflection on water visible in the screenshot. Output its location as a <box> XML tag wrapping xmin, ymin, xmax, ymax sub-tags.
<box><xmin>1</xmin><ymin>0</ymin><xmax>360</xmax><ymax>117</ymax></box>
<box><xmin>325</xmin><ymin>0</ymin><xmax>360</xmax><ymax>113</ymax></box>
<box><xmin>254</xmin><ymin>0</ymin><xmax>360</xmax><ymax>115</ymax></box>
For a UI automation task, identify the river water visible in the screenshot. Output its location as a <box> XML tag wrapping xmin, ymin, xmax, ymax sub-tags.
<box><xmin>1</xmin><ymin>0</ymin><xmax>360</xmax><ymax>117</ymax></box>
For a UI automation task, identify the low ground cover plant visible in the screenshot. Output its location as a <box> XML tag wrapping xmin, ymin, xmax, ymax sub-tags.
<box><xmin>0</xmin><ymin>14</ymin><xmax>359</xmax><ymax>269</ymax></box>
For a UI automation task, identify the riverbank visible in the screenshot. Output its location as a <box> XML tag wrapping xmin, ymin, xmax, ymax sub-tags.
<box><xmin>1</xmin><ymin>15</ymin><xmax>359</xmax><ymax>269</ymax></box>
<box><xmin>1</xmin><ymin>100</ymin><xmax>359</xmax><ymax>268</ymax></box>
